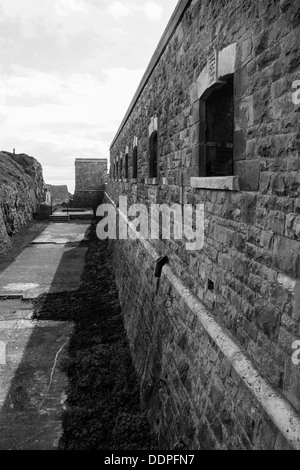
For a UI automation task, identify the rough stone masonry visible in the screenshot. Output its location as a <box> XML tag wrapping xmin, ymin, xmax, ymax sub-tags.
<box><xmin>73</xmin><ymin>158</ymin><xmax>108</xmax><ymax>210</ymax></box>
<box><xmin>106</xmin><ymin>0</ymin><xmax>300</xmax><ymax>450</ymax></box>
<box><xmin>0</xmin><ymin>151</ymin><xmax>44</xmax><ymax>255</ymax></box>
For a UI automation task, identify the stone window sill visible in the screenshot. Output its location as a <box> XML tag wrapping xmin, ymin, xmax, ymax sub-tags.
<box><xmin>190</xmin><ymin>176</ymin><xmax>240</xmax><ymax>191</ymax></box>
<box><xmin>145</xmin><ymin>178</ymin><xmax>158</xmax><ymax>185</ymax></box>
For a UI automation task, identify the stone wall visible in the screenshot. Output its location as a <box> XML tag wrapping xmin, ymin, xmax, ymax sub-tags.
<box><xmin>107</xmin><ymin>0</ymin><xmax>300</xmax><ymax>450</ymax></box>
<box><xmin>0</xmin><ymin>151</ymin><xmax>44</xmax><ymax>254</ymax></box>
<box><xmin>47</xmin><ymin>185</ymin><xmax>70</xmax><ymax>206</ymax></box>
<box><xmin>73</xmin><ymin>158</ymin><xmax>107</xmax><ymax>209</ymax></box>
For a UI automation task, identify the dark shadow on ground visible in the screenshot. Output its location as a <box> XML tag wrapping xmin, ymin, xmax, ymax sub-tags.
<box><xmin>0</xmin><ymin>223</ymin><xmax>156</xmax><ymax>450</ymax></box>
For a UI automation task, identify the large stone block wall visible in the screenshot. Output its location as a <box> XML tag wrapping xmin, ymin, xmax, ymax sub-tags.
<box><xmin>73</xmin><ymin>158</ymin><xmax>107</xmax><ymax>208</ymax></box>
<box><xmin>107</xmin><ymin>0</ymin><xmax>300</xmax><ymax>450</ymax></box>
<box><xmin>106</xmin><ymin>231</ymin><xmax>298</xmax><ymax>450</ymax></box>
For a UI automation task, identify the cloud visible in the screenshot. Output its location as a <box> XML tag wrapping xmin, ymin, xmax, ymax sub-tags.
<box><xmin>109</xmin><ymin>2</ymin><xmax>132</xmax><ymax>19</ymax></box>
<box><xmin>111</xmin><ymin>27</ymin><xmax>126</xmax><ymax>35</ymax></box>
<box><xmin>109</xmin><ymin>1</ymin><xmax>163</xmax><ymax>21</ymax></box>
<box><xmin>0</xmin><ymin>76</ymin><xmax>7</xmax><ymax>106</ymax></box>
<box><xmin>0</xmin><ymin>0</ymin><xmax>94</xmax><ymax>41</ymax></box>
<box><xmin>143</xmin><ymin>2</ymin><xmax>163</xmax><ymax>21</ymax></box>
<box><xmin>1</xmin><ymin>65</ymin><xmax>145</xmax><ymax>130</ymax></box>
<box><xmin>0</xmin><ymin>64</ymin><xmax>145</xmax><ymax>190</ymax></box>
<box><xmin>55</xmin><ymin>0</ymin><xmax>91</xmax><ymax>16</ymax></box>
<box><xmin>0</xmin><ymin>0</ymin><xmax>179</xmax><ymax>192</ymax></box>
<box><xmin>0</xmin><ymin>0</ymin><xmax>90</xmax><ymax>19</ymax></box>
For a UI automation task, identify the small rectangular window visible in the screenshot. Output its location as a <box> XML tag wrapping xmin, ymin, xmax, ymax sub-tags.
<box><xmin>125</xmin><ymin>154</ymin><xmax>129</xmax><ymax>179</ymax></box>
<box><xmin>149</xmin><ymin>131</ymin><xmax>158</xmax><ymax>179</ymax></box>
<box><xmin>133</xmin><ymin>147</ymin><xmax>138</xmax><ymax>179</ymax></box>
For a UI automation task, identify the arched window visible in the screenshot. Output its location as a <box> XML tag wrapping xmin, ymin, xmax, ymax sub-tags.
<box><xmin>199</xmin><ymin>76</ymin><xmax>234</xmax><ymax>177</ymax></box>
<box><xmin>133</xmin><ymin>146</ymin><xmax>138</xmax><ymax>179</ymax></box>
<box><xmin>149</xmin><ymin>131</ymin><xmax>158</xmax><ymax>179</ymax></box>
<box><xmin>116</xmin><ymin>161</ymin><xmax>119</xmax><ymax>180</ymax></box>
<box><xmin>125</xmin><ymin>153</ymin><xmax>129</xmax><ymax>179</ymax></box>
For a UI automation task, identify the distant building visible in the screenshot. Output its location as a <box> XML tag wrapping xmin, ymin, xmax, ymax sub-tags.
<box><xmin>46</xmin><ymin>185</ymin><xmax>70</xmax><ymax>206</ymax></box>
<box><xmin>73</xmin><ymin>158</ymin><xmax>107</xmax><ymax>209</ymax></box>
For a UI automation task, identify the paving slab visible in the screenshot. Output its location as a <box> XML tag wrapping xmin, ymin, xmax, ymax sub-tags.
<box><xmin>0</xmin><ymin>245</ymin><xmax>88</xmax><ymax>298</ymax></box>
<box><xmin>32</xmin><ymin>222</ymin><xmax>90</xmax><ymax>244</ymax></box>
<box><xmin>0</xmin><ymin>319</ymin><xmax>74</xmax><ymax>449</ymax></box>
<box><xmin>0</xmin><ymin>221</ymin><xmax>88</xmax><ymax>449</ymax></box>
<box><xmin>0</xmin><ymin>299</ymin><xmax>34</xmax><ymax>318</ymax></box>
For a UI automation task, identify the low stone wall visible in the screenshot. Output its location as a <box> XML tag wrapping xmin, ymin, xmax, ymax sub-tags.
<box><xmin>72</xmin><ymin>190</ymin><xmax>104</xmax><ymax>211</ymax></box>
<box><xmin>47</xmin><ymin>185</ymin><xmax>70</xmax><ymax>206</ymax></box>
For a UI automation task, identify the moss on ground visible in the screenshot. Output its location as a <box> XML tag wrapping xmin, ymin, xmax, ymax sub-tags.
<box><xmin>33</xmin><ymin>223</ymin><xmax>156</xmax><ymax>450</ymax></box>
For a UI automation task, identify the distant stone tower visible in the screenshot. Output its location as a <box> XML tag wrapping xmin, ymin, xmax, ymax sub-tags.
<box><xmin>73</xmin><ymin>158</ymin><xmax>107</xmax><ymax>209</ymax></box>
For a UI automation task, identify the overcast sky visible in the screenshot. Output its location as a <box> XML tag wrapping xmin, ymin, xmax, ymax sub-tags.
<box><xmin>0</xmin><ymin>0</ymin><xmax>178</xmax><ymax>193</ymax></box>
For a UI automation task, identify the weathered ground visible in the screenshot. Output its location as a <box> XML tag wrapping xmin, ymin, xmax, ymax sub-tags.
<box><xmin>0</xmin><ymin>223</ymin><xmax>90</xmax><ymax>298</ymax></box>
<box><xmin>34</xmin><ymin>224</ymin><xmax>156</xmax><ymax>450</ymax></box>
<box><xmin>0</xmin><ymin>220</ymin><xmax>48</xmax><ymax>274</ymax></box>
<box><xmin>0</xmin><ymin>221</ymin><xmax>156</xmax><ymax>450</ymax></box>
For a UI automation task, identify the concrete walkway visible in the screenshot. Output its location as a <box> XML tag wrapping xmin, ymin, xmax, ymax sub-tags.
<box><xmin>0</xmin><ymin>223</ymin><xmax>89</xmax><ymax>299</ymax></box>
<box><xmin>0</xmin><ymin>222</ymin><xmax>90</xmax><ymax>449</ymax></box>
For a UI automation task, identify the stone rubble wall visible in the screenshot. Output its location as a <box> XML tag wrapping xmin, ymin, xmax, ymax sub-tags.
<box><xmin>107</xmin><ymin>0</ymin><xmax>300</xmax><ymax>450</ymax></box>
<box><xmin>0</xmin><ymin>151</ymin><xmax>44</xmax><ymax>254</ymax></box>
<box><xmin>47</xmin><ymin>185</ymin><xmax>70</xmax><ymax>206</ymax></box>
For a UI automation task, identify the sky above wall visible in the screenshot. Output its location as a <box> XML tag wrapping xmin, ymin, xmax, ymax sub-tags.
<box><xmin>0</xmin><ymin>0</ymin><xmax>178</xmax><ymax>193</ymax></box>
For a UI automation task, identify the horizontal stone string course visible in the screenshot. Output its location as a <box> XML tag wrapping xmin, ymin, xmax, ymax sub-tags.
<box><xmin>105</xmin><ymin>191</ymin><xmax>300</xmax><ymax>450</ymax></box>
